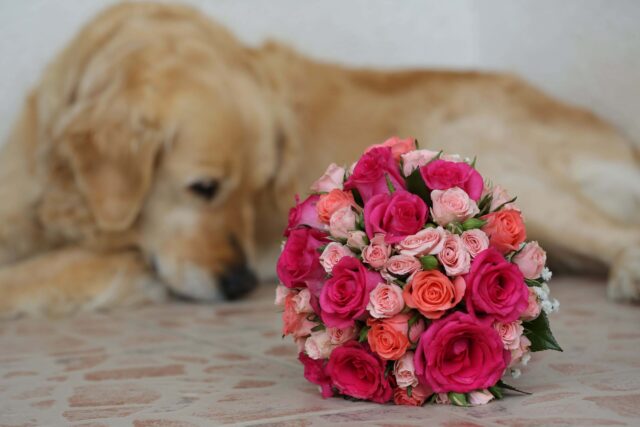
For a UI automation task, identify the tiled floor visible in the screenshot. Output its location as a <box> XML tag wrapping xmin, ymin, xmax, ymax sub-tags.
<box><xmin>0</xmin><ymin>277</ymin><xmax>638</xmax><ymax>427</ymax></box>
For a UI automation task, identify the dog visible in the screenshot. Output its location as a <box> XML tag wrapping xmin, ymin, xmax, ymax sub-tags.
<box><xmin>0</xmin><ymin>2</ymin><xmax>638</xmax><ymax>317</ymax></box>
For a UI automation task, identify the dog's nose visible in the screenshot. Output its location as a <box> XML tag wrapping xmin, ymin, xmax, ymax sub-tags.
<box><xmin>219</xmin><ymin>264</ymin><xmax>258</xmax><ymax>300</ymax></box>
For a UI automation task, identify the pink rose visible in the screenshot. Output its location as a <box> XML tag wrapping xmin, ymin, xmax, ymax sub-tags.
<box><xmin>469</xmin><ymin>389</ymin><xmax>495</xmax><ymax>406</ymax></box>
<box><xmin>414</xmin><ymin>311</ymin><xmax>510</xmax><ymax>393</ymax></box>
<box><xmin>408</xmin><ymin>318</ymin><xmax>425</xmax><ymax>343</ymax></box>
<box><xmin>311</xmin><ymin>163</ymin><xmax>345</xmax><ymax>193</ymax></box>
<box><xmin>344</xmin><ymin>147</ymin><xmax>406</xmax><ymax>203</ymax></box>
<box><xmin>274</xmin><ymin>284</ymin><xmax>291</xmax><ymax>306</ymax></box>
<box><xmin>319</xmin><ymin>242</ymin><xmax>354</xmax><ymax>274</ymax></box>
<box><xmin>401</xmin><ymin>149</ymin><xmax>440</xmax><ymax>176</ymax></box>
<box><xmin>420</xmin><ymin>159</ymin><xmax>484</xmax><ymax>201</ymax></box>
<box><xmin>364</xmin><ymin>190</ymin><xmax>428</xmax><ymax>243</ymax></box>
<box><xmin>292</xmin><ymin>288</ymin><xmax>313</xmax><ymax>314</ymax></box>
<box><xmin>305</xmin><ymin>330</ymin><xmax>333</xmax><ymax>359</ymax></box>
<box><xmin>394</xmin><ymin>351</ymin><xmax>419</xmax><ymax>388</ymax></box>
<box><xmin>316</xmin><ymin>189</ymin><xmax>356</xmax><ymax>223</ymax></box>
<box><xmin>510</xmin><ymin>335</ymin><xmax>531</xmax><ymax>367</ymax></box>
<box><xmin>367</xmin><ymin>282</ymin><xmax>404</xmax><ymax>318</ymax></box>
<box><xmin>487</xmin><ymin>185</ymin><xmax>520</xmax><ymax>212</ymax></box>
<box><xmin>329</xmin><ymin>206</ymin><xmax>357</xmax><ymax>239</ymax></box>
<box><xmin>327</xmin><ymin>326</ymin><xmax>357</xmax><ymax>345</ymax></box>
<box><xmin>282</xmin><ymin>293</ymin><xmax>316</xmax><ymax>338</ymax></box>
<box><xmin>320</xmin><ymin>256</ymin><xmax>382</xmax><ymax>328</ymax></box>
<box><xmin>285</xmin><ymin>194</ymin><xmax>324</xmax><ymax>236</ymax></box>
<box><xmin>393</xmin><ymin>383</ymin><xmax>432</xmax><ymax>406</ymax></box>
<box><xmin>437</xmin><ymin>233</ymin><xmax>471</xmax><ymax>276</ymax></box>
<box><xmin>366</xmin><ymin>136</ymin><xmax>417</xmax><ymax>161</ymax></box>
<box><xmin>299</xmin><ymin>352</ymin><xmax>333</xmax><ymax>398</ymax></box>
<box><xmin>512</xmin><ymin>241</ymin><xmax>546</xmax><ymax>279</ymax></box>
<box><xmin>465</xmin><ymin>248</ymin><xmax>529</xmax><ymax>322</ymax></box>
<box><xmin>326</xmin><ymin>341</ymin><xmax>393</xmax><ymax>403</ymax></box>
<box><xmin>521</xmin><ymin>287</ymin><xmax>542</xmax><ymax>321</ymax></box>
<box><xmin>346</xmin><ymin>230</ymin><xmax>368</xmax><ymax>250</ymax></box>
<box><xmin>461</xmin><ymin>229</ymin><xmax>489</xmax><ymax>257</ymax></box>
<box><xmin>431</xmin><ymin>187</ymin><xmax>479</xmax><ymax>226</ymax></box>
<box><xmin>385</xmin><ymin>254</ymin><xmax>421</xmax><ymax>277</ymax></box>
<box><xmin>397</xmin><ymin>226</ymin><xmax>446</xmax><ymax>256</ymax></box>
<box><xmin>493</xmin><ymin>320</ymin><xmax>524</xmax><ymax>350</ymax></box>
<box><xmin>362</xmin><ymin>234</ymin><xmax>391</xmax><ymax>269</ymax></box>
<box><xmin>277</xmin><ymin>228</ymin><xmax>328</xmax><ymax>291</ymax></box>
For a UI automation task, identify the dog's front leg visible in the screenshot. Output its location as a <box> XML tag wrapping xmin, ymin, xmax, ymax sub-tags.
<box><xmin>0</xmin><ymin>247</ymin><xmax>167</xmax><ymax>319</ymax></box>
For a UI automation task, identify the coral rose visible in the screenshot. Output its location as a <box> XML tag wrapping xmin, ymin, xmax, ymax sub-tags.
<box><xmin>367</xmin><ymin>314</ymin><xmax>411</xmax><ymax>360</ymax></box>
<box><xmin>403</xmin><ymin>270</ymin><xmax>466</xmax><ymax>319</ymax></box>
<box><xmin>316</xmin><ymin>189</ymin><xmax>356</xmax><ymax>223</ymax></box>
<box><xmin>393</xmin><ymin>383</ymin><xmax>432</xmax><ymax>406</ymax></box>
<box><xmin>482</xmin><ymin>209</ymin><xmax>526</xmax><ymax>254</ymax></box>
<box><xmin>366</xmin><ymin>136</ymin><xmax>417</xmax><ymax>161</ymax></box>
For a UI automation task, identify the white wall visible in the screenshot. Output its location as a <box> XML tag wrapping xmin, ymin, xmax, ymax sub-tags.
<box><xmin>1</xmin><ymin>0</ymin><xmax>638</xmax><ymax>144</ymax></box>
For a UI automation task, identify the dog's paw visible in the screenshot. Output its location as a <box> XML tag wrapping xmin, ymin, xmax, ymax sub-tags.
<box><xmin>608</xmin><ymin>245</ymin><xmax>640</xmax><ymax>303</ymax></box>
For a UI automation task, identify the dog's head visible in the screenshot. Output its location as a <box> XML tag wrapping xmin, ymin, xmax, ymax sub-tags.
<box><xmin>51</xmin><ymin>37</ymin><xmax>298</xmax><ymax>301</ymax></box>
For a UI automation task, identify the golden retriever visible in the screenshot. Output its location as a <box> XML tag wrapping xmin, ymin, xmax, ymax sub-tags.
<box><xmin>1</xmin><ymin>2</ymin><xmax>638</xmax><ymax>317</ymax></box>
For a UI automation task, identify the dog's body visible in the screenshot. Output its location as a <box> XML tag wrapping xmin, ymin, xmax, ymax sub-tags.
<box><xmin>1</xmin><ymin>3</ymin><xmax>639</xmax><ymax>317</ymax></box>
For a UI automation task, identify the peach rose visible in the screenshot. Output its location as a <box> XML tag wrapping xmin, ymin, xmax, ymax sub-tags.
<box><xmin>510</xmin><ymin>335</ymin><xmax>531</xmax><ymax>367</ymax></box>
<box><xmin>397</xmin><ymin>226</ymin><xmax>446</xmax><ymax>256</ymax></box>
<box><xmin>327</xmin><ymin>326</ymin><xmax>357</xmax><ymax>345</ymax></box>
<box><xmin>401</xmin><ymin>149</ymin><xmax>440</xmax><ymax>176</ymax></box>
<box><xmin>403</xmin><ymin>270</ymin><xmax>466</xmax><ymax>319</ymax></box>
<box><xmin>468</xmin><ymin>389</ymin><xmax>495</xmax><ymax>406</ymax></box>
<box><xmin>274</xmin><ymin>284</ymin><xmax>291</xmax><ymax>306</ymax></box>
<box><xmin>366</xmin><ymin>136</ymin><xmax>416</xmax><ymax>161</ymax></box>
<box><xmin>316</xmin><ymin>189</ymin><xmax>356</xmax><ymax>223</ymax></box>
<box><xmin>493</xmin><ymin>320</ymin><xmax>524</xmax><ymax>350</ymax></box>
<box><xmin>304</xmin><ymin>330</ymin><xmax>333</xmax><ymax>359</ymax></box>
<box><xmin>329</xmin><ymin>206</ymin><xmax>357</xmax><ymax>239</ymax></box>
<box><xmin>367</xmin><ymin>314</ymin><xmax>411</xmax><ymax>360</ymax></box>
<box><xmin>367</xmin><ymin>282</ymin><xmax>405</xmax><ymax>319</ymax></box>
<box><xmin>362</xmin><ymin>234</ymin><xmax>391</xmax><ymax>269</ymax></box>
<box><xmin>346</xmin><ymin>230</ymin><xmax>368</xmax><ymax>250</ymax></box>
<box><xmin>394</xmin><ymin>351</ymin><xmax>419</xmax><ymax>388</ymax></box>
<box><xmin>461</xmin><ymin>229</ymin><xmax>490</xmax><ymax>257</ymax></box>
<box><xmin>292</xmin><ymin>288</ymin><xmax>313</xmax><ymax>314</ymax></box>
<box><xmin>431</xmin><ymin>187</ymin><xmax>480</xmax><ymax>226</ymax></box>
<box><xmin>282</xmin><ymin>293</ymin><xmax>316</xmax><ymax>338</ymax></box>
<box><xmin>311</xmin><ymin>163</ymin><xmax>345</xmax><ymax>193</ymax></box>
<box><xmin>319</xmin><ymin>242</ymin><xmax>354</xmax><ymax>274</ymax></box>
<box><xmin>385</xmin><ymin>254</ymin><xmax>421</xmax><ymax>277</ymax></box>
<box><xmin>482</xmin><ymin>209</ymin><xmax>527</xmax><ymax>254</ymax></box>
<box><xmin>521</xmin><ymin>287</ymin><xmax>542</xmax><ymax>321</ymax></box>
<box><xmin>393</xmin><ymin>383</ymin><xmax>432</xmax><ymax>406</ymax></box>
<box><xmin>513</xmin><ymin>241</ymin><xmax>546</xmax><ymax>279</ymax></box>
<box><xmin>437</xmin><ymin>233</ymin><xmax>471</xmax><ymax>276</ymax></box>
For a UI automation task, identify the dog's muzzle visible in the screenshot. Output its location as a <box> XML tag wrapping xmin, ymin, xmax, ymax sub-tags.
<box><xmin>219</xmin><ymin>263</ymin><xmax>258</xmax><ymax>300</ymax></box>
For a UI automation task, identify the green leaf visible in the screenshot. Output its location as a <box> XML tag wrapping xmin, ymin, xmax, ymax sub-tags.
<box><xmin>356</xmin><ymin>212</ymin><xmax>365</xmax><ymax>231</ymax></box>
<box><xmin>446</xmin><ymin>222</ymin><xmax>463</xmax><ymax>235</ymax></box>
<box><xmin>525</xmin><ymin>278</ymin><xmax>543</xmax><ymax>287</ymax></box>
<box><xmin>448</xmin><ymin>392</ymin><xmax>469</xmax><ymax>407</ymax></box>
<box><xmin>523</xmin><ymin>312</ymin><xmax>562</xmax><ymax>352</ymax></box>
<box><xmin>351</xmin><ymin>188</ymin><xmax>364</xmax><ymax>207</ymax></box>
<box><xmin>492</xmin><ymin>196</ymin><xmax>517</xmax><ymax>212</ymax></box>
<box><xmin>419</xmin><ymin>255</ymin><xmax>439</xmax><ymax>270</ymax></box>
<box><xmin>497</xmin><ymin>380</ymin><xmax>532</xmax><ymax>395</ymax></box>
<box><xmin>384</xmin><ymin>361</ymin><xmax>394</xmax><ymax>378</ymax></box>
<box><xmin>414</xmin><ymin>138</ymin><xmax>420</xmax><ymax>149</ymax></box>
<box><xmin>405</xmin><ymin>168</ymin><xmax>431</xmax><ymax>205</ymax></box>
<box><xmin>407</xmin><ymin>311</ymin><xmax>421</xmax><ymax>327</ymax></box>
<box><xmin>358</xmin><ymin>326</ymin><xmax>370</xmax><ymax>343</ymax></box>
<box><xmin>407</xmin><ymin>385</ymin><xmax>413</xmax><ymax>397</ymax></box>
<box><xmin>488</xmin><ymin>386</ymin><xmax>503</xmax><ymax>399</ymax></box>
<box><xmin>462</xmin><ymin>218</ymin><xmax>487</xmax><ymax>230</ymax></box>
<box><xmin>470</xmin><ymin>155</ymin><xmax>477</xmax><ymax>168</ymax></box>
<box><xmin>311</xmin><ymin>324</ymin><xmax>326</xmax><ymax>333</ymax></box>
<box><xmin>385</xmin><ymin>173</ymin><xmax>396</xmax><ymax>194</ymax></box>
<box><xmin>478</xmin><ymin>193</ymin><xmax>493</xmax><ymax>216</ymax></box>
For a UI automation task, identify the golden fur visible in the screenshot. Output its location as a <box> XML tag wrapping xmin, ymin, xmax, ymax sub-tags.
<box><xmin>1</xmin><ymin>3</ymin><xmax>638</xmax><ymax>317</ymax></box>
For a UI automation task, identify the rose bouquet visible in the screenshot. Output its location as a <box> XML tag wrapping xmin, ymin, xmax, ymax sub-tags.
<box><xmin>275</xmin><ymin>137</ymin><xmax>561</xmax><ymax>407</ymax></box>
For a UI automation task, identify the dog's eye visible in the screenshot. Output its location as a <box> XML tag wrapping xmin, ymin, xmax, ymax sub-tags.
<box><xmin>188</xmin><ymin>180</ymin><xmax>220</xmax><ymax>201</ymax></box>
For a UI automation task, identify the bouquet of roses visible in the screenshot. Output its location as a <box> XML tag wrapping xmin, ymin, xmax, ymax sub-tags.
<box><xmin>275</xmin><ymin>137</ymin><xmax>561</xmax><ymax>406</ymax></box>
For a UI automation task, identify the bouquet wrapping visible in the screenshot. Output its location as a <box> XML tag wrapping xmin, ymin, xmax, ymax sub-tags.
<box><xmin>276</xmin><ymin>137</ymin><xmax>561</xmax><ymax>406</ymax></box>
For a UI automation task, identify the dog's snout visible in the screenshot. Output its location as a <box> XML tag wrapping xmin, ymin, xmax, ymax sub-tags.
<box><xmin>219</xmin><ymin>264</ymin><xmax>258</xmax><ymax>300</ymax></box>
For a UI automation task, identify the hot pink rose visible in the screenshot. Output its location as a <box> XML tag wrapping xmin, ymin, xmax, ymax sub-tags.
<box><xmin>521</xmin><ymin>287</ymin><xmax>541</xmax><ymax>321</ymax></box>
<box><xmin>366</xmin><ymin>136</ymin><xmax>417</xmax><ymax>161</ymax></box>
<box><xmin>319</xmin><ymin>242</ymin><xmax>354</xmax><ymax>274</ymax></box>
<box><xmin>285</xmin><ymin>194</ymin><xmax>324</xmax><ymax>236</ymax></box>
<box><xmin>461</xmin><ymin>229</ymin><xmax>490</xmax><ymax>257</ymax></box>
<box><xmin>364</xmin><ymin>190</ymin><xmax>428</xmax><ymax>243</ymax></box>
<box><xmin>316</xmin><ymin>189</ymin><xmax>356</xmax><ymax>223</ymax></box>
<box><xmin>431</xmin><ymin>187</ymin><xmax>479</xmax><ymax>226</ymax></box>
<box><xmin>481</xmin><ymin>209</ymin><xmax>527</xmax><ymax>254</ymax></box>
<box><xmin>277</xmin><ymin>227</ymin><xmax>328</xmax><ymax>291</ymax></box>
<box><xmin>512</xmin><ymin>241</ymin><xmax>546</xmax><ymax>279</ymax></box>
<box><xmin>344</xmin><ymin>147</ymin><xmax>406</xmax><ymax>203</ymax></box>
<box><xmin>362</xmin><ymin>234</ymin><xmax>391</xmax><ymax>269</ymax></box>
<box><xmin>401</xmin><ymin>149</ymin><xmax>440</xmax><ymax>176</ymax></box>
<box><xmin>385</xmin><ymin>254</ymin><xmax>421</xmax><ymax>277</ymax></box>
<box><xmin>367</xmin><ymin>282</ymin><xmax>404</xmax><ymax>318</ymax></box>
<box><xmin>327</xmin><ymin>326</ymin><xmax>357</xmax><ymax>345</ymax></box>
<box><xmin>326</xmin><ymin>341</ymin><xmax>393</xmax><ymax>403</ymax></box>
<box><xmin>414</xmin><ymin>311</ymin><xmax>510</xmax><ymax>393</ymax></box>
<box><xmin>420</xmin><ymin>159</ymin><xmax>484</xmax><ymax>201</ymax></box>
<box><xmin>329</xmin><ymin>206</ymin><xmax>357</xmax><ymax>239</ymax></box>
<box><xmin>397</xmin><ymin>226</ymin><xmax>446</xmax><ymax>256</ymax></box>
<box><xmin>311</xmin><ymin>163</ymin><xmax>345</xmax><ymax>193</ymax></box>
<box><xmin>393</xmin><ymin>383</ymin><xmax>432</xmax><ymax>406</ymax></box>
<box><xmin>394</xmin><ymin>351</ymin><xmax>419</xmax><ymax>388</ymax></box>
<box><xmin>346</xmin><ymin>230</ymin><xmax>368</xmax><ymax>250</ymax></box>
<box><xmin>465</xmin><ymin>248</ymin><xmax>529</xmax><ymax>322</ymax></box>
<box><xmin>493</xmin><ymin>320</ymin><xmax>524</xmax><ymax>350</ymax></box>
<box><xmin>437</xmin><ymin>233</ymin><xmax>471</xmax><ymax>276</ymax></box>
<box><xmin>469</xmin><ymin>389</ymin><xmax>495</xmax><ymax>406</ymax></box>
<box><xmin>299</xmin><ymin>352</ymin><xmax>333</xmax><ymax>398</ymax></box>
<box><xmin>305</xmin><ymin>330</ymin><xmax>333</xmax><ymax>359</ymax></box>
<box><xmin>320</xmin><ymin>256</ymin><xmax>382</xmax><ymax>328</ymax></box>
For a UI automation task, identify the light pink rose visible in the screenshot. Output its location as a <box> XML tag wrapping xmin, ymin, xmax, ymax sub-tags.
<box><xmin>367</xmin><ymin>282</ymin><xmax>404</xmax><ymax>318</ymax></box>
<box><xmin>366</xmin><ymin>136</ymin><xmax>416</xmax><ymax>161</ymax></box>
<box><xmin>346</xmin><ymin>230</ymin><xmax>368</xmax><ymax>250</ymax></box>
<box><xmin>292</xmin><ymin>288</ymin><xmax>313</xmax><ymax>314</ymax></box>
<box><xmin>394</xmin><ymin>351</ymin><xmax>419</xmax><ymax>388</ymax></box>
<box><xmin>304</xmin><ymin>331</ymin><xmax>333</xmax><ymax>359</ymax></box>
<box><xmin>469</xmin><ymin>389</ymin><xmax>495</xmax><ymax>406</ymax></box>
<box><xmin>329</xmin><ymin>206</ymin><xmax>357</xmax><ymax>239</ymax></box>
<box><xmin>437</xmin><ymin>233</ymin><xmax>471</xmax><ymax>276</ymax></box>
<box><xmin>493</xmin><ymin>320</ymin><xmax>524</xmax><ymax>350</ymax></box>
<box><xmin>461</xmin><ymin>229</ymin><xmax>490</xmax><ymax>257</ymax></box>
<box><xmin>487</xmin><ymin>185</ymin><xmax>520</xmax><ymax>212</ymax></box>
<box><xmin>319</xmin><ymin>242</ymin><xmax>355</xmax><ymax>274</ymax></box>
<box><xmin>431</xmin><ymin>187</ymin><xmax>479</xmax><ymax>226</ymax></box>
<box><xmin>435</xmin><ymin>393</ymin><xmax>450</xmax><ymax>404</ymax></box>
<box><xmin>283</xmin><ymin>293</ymin><xmax>316</xmax><ymax>338</ymax></box>
<box><xmin>521</xmin><ymin>287</ymin><xmax>542</xmax><ymax>321</ymax></box>
<box><xmin>385</xmin><ymin>255</ymin><xmax>421</xmax><ymax>276</ymax></box>
<box><xmin>274</xmin><ymin>284</ymin><xmax>291</xmax><ymax>306</ymax></box>
<box><xmin>397</xmin><ymin>227</ymin><xmax>446</xmax><ymax>257</ymax></box>
<box><xmin>327</xmin><ymin>326</ymin><xmax>357</xmax><ymax>345</ymax></box>
<box><xmin>513</xmin><ymin>241</ymin><xmax>547</xmax><ymax>279</ymax></box>
<box><xmin>362</xmin><ymin>234</ymin><xmax>391</xmax><ymax>270</ymax></box>
<box><xmin>510</xmin><ymin>335</ymin><xmax>531</xmax><ymax>367</ymax></box>
<box><xmin>401</xmin><ymin>149</ymin><xmax>440</xmax><ymax>176</ymax></box>
<box><xmin>409</xmin><ymin>318</ymin><xmax>425</xmax><ymax>343</ymax></box>
<box><xmin>311</xmin><ymin>163</ymin><xmax>345</xmax><ymax>193</ymax></box>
